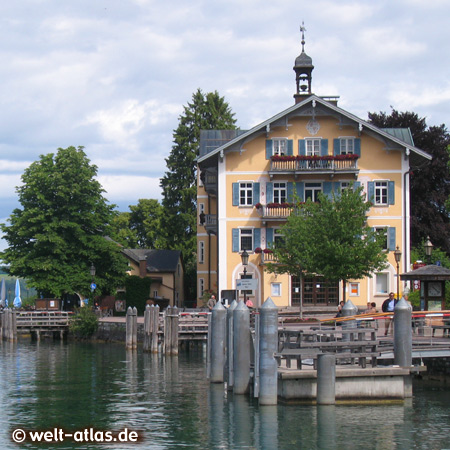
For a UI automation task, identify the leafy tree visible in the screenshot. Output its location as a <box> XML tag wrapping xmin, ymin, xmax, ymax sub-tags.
<box><xmin>129</xmin><ymin>199</ymin><xmax>166</xmax><ymax>248</ymax></box>
<box><xmin>110</xmin><ymin>212</ymin><xmax>139</xmax><ymax>248</ymax></box>
<box><xmin>0</xmin><ymin>146</ymin><xmax>127</xmax><ymax>298</ymax></box>
<box><xmin>266</xmin><ymin>187</ymin><xmax>388</xmax><ymax>302</ymax></box>
<box><xmin>368</xmin><ymin>109</ymin><xmax>450</xmax><ymax>253</ymax></box>
<box><xmin>160</xmin><ymin>89</ymin><xmax>237</xmax><ymax>299</ymax></box>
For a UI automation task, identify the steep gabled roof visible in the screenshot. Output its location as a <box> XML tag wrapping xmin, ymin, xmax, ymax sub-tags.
<box><xmin>122</xmin><ymin>249</ymin><xmax>182</xmax><ymax>273</ymax></box>
<box><xmin>197</xmin><ymin>95</ymin><xmax>431</xmax><ymax>167</ymax></box>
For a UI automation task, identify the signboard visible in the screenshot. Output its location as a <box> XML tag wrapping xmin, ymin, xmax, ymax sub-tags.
<box><xmin>236</xmin><ymin>279</ymin><xmax>257</xmax><ymax>290</ymax></box>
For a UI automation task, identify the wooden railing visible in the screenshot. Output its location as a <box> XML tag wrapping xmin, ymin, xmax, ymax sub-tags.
<box><xmin>16</xmin><ymin>311</ymin><xmax>70</xmax><ymax>329</ymax></box>
<box><xmin>270</xmin><ymin>158</ymin><xmax>358</xmax><ymax>173</ymax></box>
<box><xmin>259</xmin><ymin>205</ymin><xmax>293</xmax><ymax>219</ymax></box>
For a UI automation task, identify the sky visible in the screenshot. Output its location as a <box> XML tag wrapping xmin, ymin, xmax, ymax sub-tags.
<box><xmin>0</xmin><ymin>0</ymin><xmax>449</xmax><ymax>252</ymax></box>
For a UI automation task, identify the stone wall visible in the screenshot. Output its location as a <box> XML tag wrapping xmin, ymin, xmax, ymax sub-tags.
<box><xmin>93</xmin><ymin>321</ymin><xmax>145</xmax><ymax>343</ymax></box>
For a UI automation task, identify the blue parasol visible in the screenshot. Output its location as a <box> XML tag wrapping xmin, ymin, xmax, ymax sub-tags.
<box><xmin>13</xmin><ymin>279</ymin><xmax>22</xmax><ymax>309</ymax></box>
<box><xmin>0</xmin><ymin>278</ymin><xmax>6</xmax><ymax>308</ymax></box>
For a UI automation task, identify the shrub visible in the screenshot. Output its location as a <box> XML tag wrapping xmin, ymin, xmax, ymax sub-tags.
<box><xmin>70</xmin><ymin>307</ymin><xmax>99</xmax><ymax>338</ymax></box>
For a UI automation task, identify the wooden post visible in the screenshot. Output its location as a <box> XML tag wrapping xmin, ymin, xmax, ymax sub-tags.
<box><xmin>164</xmin><ymin>308</ymin><xmax>170</xmax><ymax>354</ymax></box>
<box><xmin>170</xmin><ymin>306</ymin><xmax>179</xmax><ymax>356</ymax></box>
<box><xmin>132</xmin><ymin>307</ymin><xmax>138</xmax><ymax>350</ymax></box>
<box><xmin>126</xmin><ymin>307</ymin><xmax>133</xmax><ymax>349</ymax></box>
<box><xmin>143</xmin><ymin>305</ymin><xmax>151</xmax><ymax>352</ymax></box>
<box><xmin>151</xmin><ymin>305</ymin><xmax>160</xmax><ymax>353</ymax></box>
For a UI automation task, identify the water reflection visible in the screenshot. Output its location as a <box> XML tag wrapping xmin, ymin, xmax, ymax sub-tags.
<box><xmin>0</xmin><ymin>340</ymin><xmax>449</xmax><ymax>449</ymax></box>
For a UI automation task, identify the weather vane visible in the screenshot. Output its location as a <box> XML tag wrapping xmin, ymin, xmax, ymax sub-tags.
<box><xmin>300</xmin><ymin>21</ymin><xmax>306</xmax><ymax>52</ymax></box>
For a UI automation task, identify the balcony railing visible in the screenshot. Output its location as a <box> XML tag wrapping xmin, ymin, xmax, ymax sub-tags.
<box><xmin>203</xmin><ymin>214</ymin><xmax>217</xmax><ymax>234</ymax></box>
<box><xmin>269</xmin><ymin>155</ymin><xmax>359</xmax><ymax>174</ymax></box>
<box><xmin>259</xmin><ymin>251</ymin><xmax>278</xmax><ymax>264</ymax></box>
<box><xmin>258</xmin><ymin>204</ymin><xmax>293</xmax><ymax>220</ymax></box>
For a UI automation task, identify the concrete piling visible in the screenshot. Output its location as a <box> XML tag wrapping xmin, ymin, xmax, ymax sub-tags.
<box><xmin>226</xmin><ymin>300</ymin><xmax>238</xmax><ymax>389</ymax></box>
<box><xmin>342</xmin><ymin>299</ymin><xmax>358</xmax><ymax>341</ymax></box>
<box><xmin>210</xmin><ymin>301</ymin><xmax>227</xmax><ymax>383</ymax></box>
<box><xmin>233</xmin><ymin>301</ymin><xmax>250</xmax><ymax>395</ymax></box>
<box><xmin>258</xmin><ymin>297</ymin><xmax>278</xmax><ymax>405</ymax></box>
<box><xmin>394</xmin><ymin>298</ymin><xmax>412</xmax><ymax>367</ymax></box>
<box><xmin>317</xmin><ymin>354</ymin><xmax>336</xmax><ymax>405</ymax></box>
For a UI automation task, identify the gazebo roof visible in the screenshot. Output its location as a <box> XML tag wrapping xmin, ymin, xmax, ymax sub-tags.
<box><xmin>400</xmin><ymin>264</ymin><xmax>450</xmax><ymax>281</ymax></box>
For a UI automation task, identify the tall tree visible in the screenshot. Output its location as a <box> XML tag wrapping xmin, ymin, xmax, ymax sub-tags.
<box><xmin>368</xmin><ymin>109</ymin><xmax>450</xmax><ymax>253</ymax></box>
<box><xmin>267</xmin><ymin>187</ymin><xmax>387</xmax><ymax>302</ymax></box>
<box><xmin>160</xmin><ymin>89</ymin><xmax>237</xmax><ymax>298</ymax></box>
<box><xmin>0</xmin><ymin>146</ymin><xmax>127</xmax><ymax>298</ymax></box>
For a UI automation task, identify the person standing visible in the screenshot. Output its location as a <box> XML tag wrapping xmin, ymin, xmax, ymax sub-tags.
<box><xmin>207</xmin><ymin>294</ymin><xmax>216</xmax><ymax>311</ymax></box>
<box><xmin>382</xmin><ymin>292</ymin><xmax>397</xmax><ymax>336</ymax></box>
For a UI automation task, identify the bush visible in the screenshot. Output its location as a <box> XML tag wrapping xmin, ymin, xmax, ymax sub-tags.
<box><xmin>125</xmin><ymin>276</ymin><xmax>152</xmax><ymax>314</ymax></box>
<box><xmin>70</xmin><ymin>307</ymin><xmax>99</xmax><ymax>338</ymax></box>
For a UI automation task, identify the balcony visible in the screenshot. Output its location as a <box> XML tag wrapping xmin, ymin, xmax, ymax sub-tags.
<box><xmin>257</xmin><ymin>250</ymin><xmax>278</xmax><ymax>264</ymax></box>
<box><xmin>201</xmin><ymin>169</ymin><xmax>217</xmax><ymax>196</ymax></box>
<box><xmin>257</xmin><ymin>203</ymin><xmax>293</xmax><ymax>221</ymax></box>
<box><xmin>269</xmin><ymin>154</ymin><xmax>359</xmax><ymax>177</ymax></box>
<box><xmin>203</xmin><ymin>214</ymin><xmax>217</xmax><ymax>235</ymax></box>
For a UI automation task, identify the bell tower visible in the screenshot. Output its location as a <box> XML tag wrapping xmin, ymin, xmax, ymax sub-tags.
<box><xmin>293</xmin><ymin>22</ymin><xmax>314</xmax><ymax>103</ymax></box>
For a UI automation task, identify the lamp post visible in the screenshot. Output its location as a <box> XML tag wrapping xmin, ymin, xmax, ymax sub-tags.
<box><xmin>394</xmin><ymin>246</ymin><xmax>402</xmax><ymax>301</ymax></box>
<box><xmin>90</xmin><ymin>264</ymin><xmax>96</xmax><ymax>307</ymax></box>
<box><xmin>240</xmin><ymin>249</ymin><xmax>249</xmax><ymax>304</ymax></box>
<box><xmin>424</xmin><ymin>236</ymin><xmax>433</xmax><ymax>265</ymax></box>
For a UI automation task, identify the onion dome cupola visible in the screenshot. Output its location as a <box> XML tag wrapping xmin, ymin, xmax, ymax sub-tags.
<box><xmin>294</xmin><ymin>22</ymin><xmax>314</xmax><ymax>103</ymax></box>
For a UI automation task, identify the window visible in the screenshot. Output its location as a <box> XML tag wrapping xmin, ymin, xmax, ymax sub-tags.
<box><xmin>240</xmin><ymin>229</ymin><xmax>253</xmax><ymax>251</ymax></box>
<box><xmin>341</xmin><ymin>181</ymin><xmax>350</xmax><ymax>192</ymax></box>
<box><xmin>273</xmin><ymin>182</ymin><xmax>287</xmax><ymax>204</ymax></box>
<box><xmin>374</xmin><ymin>227</ymin><xmax>388</xmax><ymax>251</ymax></box>
<box><xmin>153</xmin><ymin>290</ymin><xmax>159</xmax><ymax>298</ymax></box>
<box><xmin>198</xmin><ymin>241</ymin><xmax>205</xmax><ymax>263</ymax></box>
<box><xmin>239</xmin><ymin>182</ymin><xmax>253</xmax><ymax>206</ymax></box>
<box><xmin>274</xmin><ymin>229</ymin><xmax>284</xmax><ymax>248</ymax></box>
<box><xmin>271</xmin><ymin>283</ymin><xmax>281</xmax><ymax>297</ymax></box>
<box><xmin>273</xmin><ymin>138</ymin><xmax>287</xmax><ymax>156</ymax></box>
<box><xmin>305</xmin><ymin>182</ymin><xmax>322</xmax><ymax>202</ymax></box>
<box><xmin>349</xmin><ymin>282</ymin><xmax>360</xmax><ymax>296</ymax></box>
<box><xmin>198</xmin><ymin>278</ymin><xmax>205</xmax><ymax>299</ymax></box>
<box><xmin>375</xmin><ymin>273</ymin><xmax>388</xmax><ymax>295</ymax></box>
<box><xmin>306</xmin><ymin>139</ymin><xmax>320</xmax><ymax>156</ymax></box>
<box><xmin>198</xmin><ymin>203</ymin><xmax>205</xmax><ymax>224</ymax></box>
<box><xmin>374</xmin><ymin>181</ymin><xmax>388</xmax><ymax>205</ymax></box>
<box><xmin>340</xmin><ymin>138</ymin><xmax>354</xmax><ymax>155</ymax></box>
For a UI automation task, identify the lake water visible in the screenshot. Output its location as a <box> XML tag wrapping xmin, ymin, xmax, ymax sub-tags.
<box><xmin>0</xmin><ymin>339</ymin><xmax>449</xmax><ymax>449</ymax></box>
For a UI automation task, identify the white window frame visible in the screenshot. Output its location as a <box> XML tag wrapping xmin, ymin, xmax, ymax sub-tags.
<box><xmin>349</xmin><ymin>282</ymin><xmax>360</xmax><ymax>296</ymax></box>
<box><xmin>273</xmin><ymin>138</ymin><xmax>287</xmax><ymax>156</ymax></box>
<box><xmin>198</xmin><ymin>278</ymin><xmax>205</xmax><ymax>299</ymax></box>
<box><xmin>340</xmin><ymin>138</ymin><xmax>354</xmax><ymax>155</ymax></box>
<box><xmin>153</xmin><ymin>289</ymin><xmax>158</xmax><ymax>298</ymax></box>
<box><xmin>239</xmin><ymin>182</ymin><xmax>253</xmax><ymax>206</ymax></box>
<box><xmin>374</xmin><ymin>181</ymin><xmax>389</xmax><ymax>206</ymax></box>
<box><xmin>274</xmin><ymin>228</ymin><xmax>284</xmax><ymax>248</ymax></box>
<box><xmin>271</xmin><ymin>282</ymin><xmax>282</xmax><ymax>297</ymax></box>
<box><xmin>240</xmin><ymin>229</ymin><xmax>253</xmax><ymax>251</ymax></box>
<box><xmin>273</xmin><ymin>182</ymin><xmax>287</xmax><ymax>204</ymax></box>
<box><xmin>375</xmin><ymin>272</ymin><xmax>389</xmax><ymax>295</ymax></box>
<box><xmin>305</xmin><ymin>182</ymin><xmax>322</xmax><ymax>202</ymax></box>
<box><xmin>306</xmin><ymin>138</ymin><xmax>320</xmax><ymax>156</ymax></box>
<box><xmin>374</xmin><ymin>226</ymin><xmax>388</xmax><ymax>251</ymax></box>
<box><xmin>198</xmin><ymin>203</ymin><xmax>205</xmax><ymax>224</ymax></box>
<box><xmin>198</xmin><ymin>241</ymin><xmax>205</xmax><ymax>264</ymax></box>
<box><xmin>341</xmin><ymin>181</ymin><xmax>350</xmax><ymax>192</ymax></box>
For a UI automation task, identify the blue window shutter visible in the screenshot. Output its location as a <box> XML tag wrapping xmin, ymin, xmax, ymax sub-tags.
<box><xmin>266</xmin><ymin>182</ymin><xmax>273</xmax><ymax>203</ymax></box>
<box><xmin>287</xmin><ymin>182</ymin><xmax>294</xmax><ymax>202</ymax></box>
<box><xmin>354</xmin><ymin>138</ymin><xmax>361</xmax><ymax>156</ymax></box>
<box><xmin>296</xmin><ymin>182</ymin><xmax>304</xmax><ymax>201</ymax></box>
<box><xmin>353</xmin><ymin>181</ymin><xmax>361</xmax><ymax>191</ymax></box>
<box><xmin>333</xmin><ymin>138</ymin><xmax>340</xmax><ymax>156</ymax></box>
<box><xmin>253</xmin><ymin>183</ymin><xmax>260</xmax><ymax>205</ymax></box>
<box><xmin>323</xmin><ymin>181</ymin><xmax>333</xmax><ymax>199</ymax></box>
<box><xmin>367</xmin><ymin>182</ymin><xmax>374</xmax><ymax>203</ymax></box>
<box><xmin>333</xmin><ymin>182</ymin><xmax>341</xmax><ymax>196</ymax></box>
<box><xmin>266</xmin><ymin>228</ymin><xmax>274</xmax><ymax>245</ymax></box>
<box><xmin>232</xmin><ymin>183</ymin><xmax>239</xmax><ymax>206</ymax></box>
<box><xmin>298</xmin><ymin>139</ymin><xmax>306</xmax><ymax>156</ymax></box>
<box><xmin>287</xmin><ymin>140</ymin><xmax>293</xmax><ymax>156</ymax></box>
<box><xmin>388</xmin><ymin>181</ymin><xmax>395</xmax><ymax>205</ymax></box>
<box><xmin>232</xmin><ymin>229</ymin><xmax>239</xmax><ymax>252</ymax></box>
<box><xmin>321</xmin><ymin>139</ymin><xmax>328</xmax><ymax>156</ymax></box>
<box><xmin>266</xmin><ymin>140</ymin><xmax>273</xmax><ymax>160</ymax></box>
<box><xmin>253</xmin><ymin>228</ymin><xmax>261</xmax><ymax>250</ymax></box>
<box><xmin>388</xmin><ymin>227</ymin><xmax>396</xmax><ymax>251</ymax></box>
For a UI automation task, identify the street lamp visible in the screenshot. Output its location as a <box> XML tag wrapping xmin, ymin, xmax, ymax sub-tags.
<box><xmin>240</xmin><ymin>249</ymin><xmax>249</xmax><ymax>304</ymax></box>
<box><xmin>394</xmin><ymin>246</ymin><xmax>402</xmax><ymax>301</ymax></box>
<box><xmin>424</xmin><ymin>237</ymin><xmax>433</xmax><ymax>264</ymax></box>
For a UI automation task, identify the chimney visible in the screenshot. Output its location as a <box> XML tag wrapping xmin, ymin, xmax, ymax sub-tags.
<box><xmin>139</xmin><ymin>256</ymin><xmax>147</xmax><ymax>278</ymax></box>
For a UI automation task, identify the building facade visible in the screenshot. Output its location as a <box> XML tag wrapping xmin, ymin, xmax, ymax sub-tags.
<box><xmin>196</xmin><ymin>37</ymin><xmax>431</xmax><ymax>310</ymax></box>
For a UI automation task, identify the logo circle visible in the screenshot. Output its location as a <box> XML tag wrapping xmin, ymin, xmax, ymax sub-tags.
<box><xmin>12</xmin><ymin>429</ymin><xmax>26</xmax><ymax>443</ymax></box>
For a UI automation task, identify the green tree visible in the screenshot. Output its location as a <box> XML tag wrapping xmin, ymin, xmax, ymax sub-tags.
<box><xmin>368</xmin><ymin>109</ymin><xmax>450</xmax><ymax>253</ymax></box>
<box><xmin>129</xmin><ymin>199</ymin><xmax>165</xmax><ymax>248</ymax></box>
<box><xmin>110</xmin><ymin>212</ymin><xmax>139</xmax><ymax>248</ymax></box>
<box><xmin>267</xmin><ymin>187</ymin><xmax>388</xmax><ymax>302</ymax></box>
<box><xmin>0</xmin><ymin>146</ymin><xmax>127</xmax><ymax>298</ymax></box>
<box><xmin>160</xmin><ymin>89</ymin><xmax>237</xmax><ymax>299</ymax></box>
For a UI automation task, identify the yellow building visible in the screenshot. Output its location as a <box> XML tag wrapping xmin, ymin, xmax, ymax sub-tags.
<box><xmin>196</xmin><ymin>35</ymin><xmax>431</xmax><ymax>311</ymax></box>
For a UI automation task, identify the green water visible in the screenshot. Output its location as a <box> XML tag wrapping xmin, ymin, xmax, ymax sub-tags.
<box><xmin>0</xmin><ymin>340</ymin><xmax>449</xmax><ymax>449</ymax></box>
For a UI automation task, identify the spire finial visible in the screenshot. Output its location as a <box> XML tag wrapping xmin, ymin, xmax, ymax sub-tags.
<box><xmin>300</xmin><ymin>21</ymin><xmax>306</xmax><ymax>52</ymax></box>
